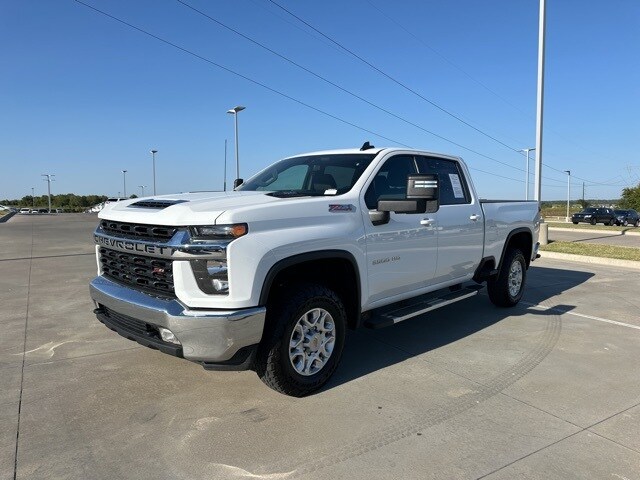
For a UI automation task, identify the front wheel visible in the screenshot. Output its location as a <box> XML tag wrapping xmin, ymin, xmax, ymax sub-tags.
<box><xmin>590</xmin><ymin>218</ymin><xmax>597</xmax><ymax>225</ymax></box>
<box><xmin>609</xmin><ymin>219</ymin><xmax>617</xmax><ymax>226</ymax></box>
<box><xmin>487</xmin><ymin>248</ymin><xmax>527</xmax><ymax>307</ymax></box>
<box><xmin>255</xmin><ymin>284</ymin><xmax>347</xmax><ymax>397</ymax></box>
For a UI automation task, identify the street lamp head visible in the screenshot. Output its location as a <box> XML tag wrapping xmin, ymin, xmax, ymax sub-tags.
<box><xmin>150</xmin><ymin>149</ymin><xmax>158</xmax><ymax>154</ymax></box>
<box><xmin>122</xmin><ymin>170</ymin><xmax>127</xmax><ymax>174</ymax></box>
<box><xmin>564</xmin><ymin>170</ymin><xmax>571</xmax><ymax>175</ymax></box>
<box><xmin>227</xmin><ymin>105</ymin><xmax>246</xmax><ymax>114</ymax></box>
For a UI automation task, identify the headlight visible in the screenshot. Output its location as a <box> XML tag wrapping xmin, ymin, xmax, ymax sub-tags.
<box><xmin>584</xmin><ymin>215</ymin><xmax>591</xmax><ymax>218</ymax></box>
<box><xmin>190</xmin><ymin>224</ymin><xmax>247</xmax><ymax>241</ymax></box>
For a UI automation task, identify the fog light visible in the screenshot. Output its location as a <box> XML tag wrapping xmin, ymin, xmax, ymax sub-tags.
<box><xmin>212</xmin><ymin>279</ymin><xmax>229</xmax><ymax>293</ymax></box>
<box><xmin>158</xmin><ymin>327</ymin><xmax>180</xmax><ymax>345</ymax></box>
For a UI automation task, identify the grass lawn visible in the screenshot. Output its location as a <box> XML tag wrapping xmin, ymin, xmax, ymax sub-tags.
<box><xmin>544</xmin><ymin>221</ymin><xmax>639</xmax><ymax>232</ymax></box>
<box><xmin>541</xmin><ymin>241</ymin><xmax>640</xmax><ymax>261</ymax></box>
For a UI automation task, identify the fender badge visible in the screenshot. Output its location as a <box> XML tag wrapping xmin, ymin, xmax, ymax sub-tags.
<box><xmin>329</xmin><ymin>204</ymin><xmax>355</xmax><ymax>212</ymax></box>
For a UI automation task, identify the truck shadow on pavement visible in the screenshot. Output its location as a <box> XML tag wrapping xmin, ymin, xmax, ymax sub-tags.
<box><xmin>325</xmin><ymin>265</ymin><xmax>594</xmax><ymax>392</ymax></box>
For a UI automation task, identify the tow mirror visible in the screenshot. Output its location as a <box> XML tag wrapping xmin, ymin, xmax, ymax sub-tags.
<box><xmin>233</xmin><ymin>178</ymin><xmax>244</xmax><ymax>189</ymax></box>
<box><xmin>376</xmin><ymin>174</ymin><xmax>439</xmax><ymax>214</ymax></box>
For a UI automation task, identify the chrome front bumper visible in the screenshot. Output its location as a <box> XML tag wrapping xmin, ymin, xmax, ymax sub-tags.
<box><xmin>89</xmin><ymin>276</ymin><xmax>266</xmax><ymax>366</ymax></box>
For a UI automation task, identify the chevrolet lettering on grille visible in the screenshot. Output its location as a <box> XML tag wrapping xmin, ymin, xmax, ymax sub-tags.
<box><xmin>94</xmin><ymin>234</ymin><xmax>174</xmax><ymax>258</ymax></box>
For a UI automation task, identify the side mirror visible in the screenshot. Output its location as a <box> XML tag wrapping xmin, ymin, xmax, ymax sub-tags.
<box><xmin>376</xmin><ymin>174</ymin><xmax>439</xmax><ymax>214</ymax></box>
<box><xmin>233</xmin><ymin>178</ymin><xmax>244</xmax><ymax>189</ymax></box>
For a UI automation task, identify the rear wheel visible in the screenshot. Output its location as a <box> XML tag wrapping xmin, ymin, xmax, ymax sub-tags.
<box><xmin>255</xmin><ymin>284</ymin><xmax>346</xmax><ymax>397</ymax></box>
<box><xmin>572</xmin><ymin>222</ymin><xmax>578</xmax><ymax>225</ymax></box>
<box><xmin>488</xmin><ymin>248</ymin><xmax>526</xmax><ymax>307</ymax></box>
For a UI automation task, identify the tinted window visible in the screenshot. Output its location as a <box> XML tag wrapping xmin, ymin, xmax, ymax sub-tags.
<box><xmin>364</xmin><ymin>155</ymin><xmax>417</xmax><ymax>209</ymax></box>
<box><xmin>417</xmin><ymin>156</ymin><xmax>470</xmax><ymax>205</ymax></box>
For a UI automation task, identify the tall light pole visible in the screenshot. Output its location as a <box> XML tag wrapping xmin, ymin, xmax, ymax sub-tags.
<box><xmin>564</xmin><ymin>170</ymin><xmax>571</xmax><ymax>222</ymax></box>
<box><xmin>31</xmin><ymin>187</ymin><xmax>34</xmax><ymax>208</ymax></box>
<box><xmin>139</xmin><ymin>185</ymin><xmax>146</xmax><ymax>197</ymax></box>
<box><xmin>150</xmin><ymin>150</ymin><xmax>158</xmax><ymax>195</ymax></box>
<box><xmin>121</xmin><ymin>170</ymin><xmax>128</xmax><ymax>198</ymax></box>
<box><xmin>534</xmin><ymin>0</ymin><xmax>547</xmax><ymax>202</ymax></box>
<box><xmin>41</xmin><ymin>174</ymin><xmax>55</xmax><ymax>213</ymax></box>
<box><xmin>223</xmin><ymin>139</ymin><xmax>228</xmax><ymax>191</ymax></box>
<box><xmin>227</xmin><ymin>106</ymin><xmax>246</xmax><ymax>184</ymax></box>
<box><xmin>519</xmin><ymin>148</ymin><xmax>536</xmax><ymax>200</ymax></box>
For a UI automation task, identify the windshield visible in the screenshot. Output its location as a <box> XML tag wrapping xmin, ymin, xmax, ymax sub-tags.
<box><xmin>238</xmin><ymin>154</ymin><xmax>376</xmax><ymax>197</ymax></box>
<box><xmin>582</xmin><ymin>208</ymin><xmax>597</xmax><ymax>213</ymax></box>
<box><xmin>614</xmin><ymin>210</ymin><xmax>628</xmax><ymax>215</ymax></box>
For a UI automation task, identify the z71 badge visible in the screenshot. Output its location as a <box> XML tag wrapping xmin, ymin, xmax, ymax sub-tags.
<box><xmin>328</xmin><ymin>204</ymin><xmax>356</xmax><ymax>212</ymax></box>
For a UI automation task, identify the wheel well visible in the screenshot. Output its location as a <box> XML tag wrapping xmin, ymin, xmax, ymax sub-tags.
<box><xmin>504</xmin><ymin>230</ymin><xmax>533</xmax><ymax>268</ymax></box>
<box><xmin>262</xmin><ymin>256</ymin><xmax>360</xmax><ymax>329</ymax></box>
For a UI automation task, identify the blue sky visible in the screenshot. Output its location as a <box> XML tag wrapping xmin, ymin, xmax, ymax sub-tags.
<box><xmin>1</xmin><ymin>0</ymin><xmax>638</xmax><ymax>201</ymax></box>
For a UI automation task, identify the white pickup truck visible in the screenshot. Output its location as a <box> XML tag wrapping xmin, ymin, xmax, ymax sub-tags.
<box><xmin>90</xmin><ymin>144</ymin><xmax>540</xmax><ymax>396</ymax></box>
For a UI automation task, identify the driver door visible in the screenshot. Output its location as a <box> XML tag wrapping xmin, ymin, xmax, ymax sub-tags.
<box><xmin>361</xmin><ymin>155</ymin><xmax>438</xmax><ymax>306</ymax></box>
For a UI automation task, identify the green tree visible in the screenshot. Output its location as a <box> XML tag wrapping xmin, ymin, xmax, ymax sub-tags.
<box><xmin>619</xmin><ymin>183</ymin><xmax>640</xmax><ymax>210</ymax></box>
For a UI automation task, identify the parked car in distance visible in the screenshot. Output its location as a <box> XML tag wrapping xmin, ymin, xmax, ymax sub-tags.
<box><xmin>572</xmin><ymin>207</ymin><xmax>616</xmax><ymax>225</ymax></box>
<box><xmin>614</xmin><ymin>209</ymin><xmax>640</xmax><ymax>227</ymax></box>
<box><xmin>19</xmin><ymin>208</ymin><xmax>31</xmax><ymax>214</ymax></box>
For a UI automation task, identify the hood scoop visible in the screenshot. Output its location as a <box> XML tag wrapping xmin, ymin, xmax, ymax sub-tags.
<box><xmin>129</xmin><ymin>199</ymin><xmax>189</xmax><ymax>209</ymax></box>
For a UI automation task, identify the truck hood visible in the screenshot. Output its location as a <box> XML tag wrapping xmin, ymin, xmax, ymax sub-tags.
<box><xmin>98</xmin><ymin>191</ymin><xmax>282</xmax><ymax>225</ymax></box>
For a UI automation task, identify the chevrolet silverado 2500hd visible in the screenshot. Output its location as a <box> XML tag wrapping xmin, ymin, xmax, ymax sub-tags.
<box><xmin>90</xmin><ymin>145</ymin><xmax>540</xmax><ymax>396</ymax></box>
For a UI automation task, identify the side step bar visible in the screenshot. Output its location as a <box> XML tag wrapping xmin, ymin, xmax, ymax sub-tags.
<box><xmin>364</xmin><ymin>284</ymin><xmax>484</xmax><ymax>329</ymax></box>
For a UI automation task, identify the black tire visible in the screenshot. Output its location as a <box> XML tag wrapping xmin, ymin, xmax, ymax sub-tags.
<box><xmin>487</xmin><ymin>248</ymin><xmax>527</xmax><ymax>307</ymax></box>
<box><xmin>572</xmin><ymin>222</ymin><xmax>578</xmax><ymax>225</ymax></box>
<box><xmin>255</xmin><ymin>284</ymin><xmax>346</xmax><ymax>397</ymax></box>
<box><xmin>635</xmin><ymin>220</ymin><xmax>640</xmax><ymax>227</ymax></box>
<box><xmin>609</xmin><ymin>219</ymin><xmax>616</xmax><ymax>226</ymax></box>
<box><xmin>590</xmin><ymin>218</ymin><xmax>596</xmax><ymax>225</ymax></box>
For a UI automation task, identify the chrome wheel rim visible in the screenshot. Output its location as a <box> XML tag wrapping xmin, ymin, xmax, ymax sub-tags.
<box><xmin>289</xmin><ymin>308</ymin><xmax>336</xmax><ymax>376</ymax></box>
<box><xmin>508</xmin><ymin>260</ymin><xmax>523</xmax><ymax>298</ymax></box>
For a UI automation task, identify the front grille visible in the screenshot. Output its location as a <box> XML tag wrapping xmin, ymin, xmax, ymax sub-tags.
<box><xmin>99</xmin><ymin>247</ymin><xmax>175</xmax><ymax>298</ymax></box>
<box><xmin>102</xmin><ymin>306</ymin><xmax>158</xmax><ymax>337</ymax></box>
<box><xmin>99</xmin><ymin>220</ymin><xmax>180</xmax><ymax>242</ymax></box>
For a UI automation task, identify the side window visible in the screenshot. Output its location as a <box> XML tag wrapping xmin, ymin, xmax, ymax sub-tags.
<box><xmin>364</xmin><ymin>155</ymin><xmax>417</xmax><ymax>209</ymax></box>
<box><xmin>417</xmin><ymin>156</ymin><xmax>470</xmax><ymax>205</ymax></box>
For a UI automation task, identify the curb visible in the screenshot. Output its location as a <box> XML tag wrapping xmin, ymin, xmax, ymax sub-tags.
<box><xmin>539</xmin><ymin>251</ymin><xmax>640</xmax><ymax>270</ymax></box>
<box><xmin>0</xmin><ymin>211</ymin><xmax>16</xmax><ymax>223</ymax></box>
<box><xmin>547</xmin><ymin>226</ymin><xmax>640</xmax><ymax>237</ymax></box>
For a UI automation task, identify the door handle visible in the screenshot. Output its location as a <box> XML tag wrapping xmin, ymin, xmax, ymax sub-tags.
<box><xmin>420</xmin><ymin>218</ymin><xmax>435</xmax><ymax>226</ymax></box>
<box><xmin>470</xmin><ymin>214</ymin><xmax>481</xmax><ymax>221</ymax></box>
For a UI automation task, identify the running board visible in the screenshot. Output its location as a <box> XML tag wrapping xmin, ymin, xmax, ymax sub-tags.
<box><xmin>364</xmin><ymin>284</ymin><xmax>484</xmax><ymax>329</ymax></box>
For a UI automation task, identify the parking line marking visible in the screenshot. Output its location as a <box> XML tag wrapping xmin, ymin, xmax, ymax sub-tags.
<box><xmin>523</xmin><ymin>301</ymin><xmax>640</xmax><ymax>331</ymax></box>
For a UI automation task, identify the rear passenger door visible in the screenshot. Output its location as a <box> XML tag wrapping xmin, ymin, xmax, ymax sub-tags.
<box><xmin>417</xmin><ymin>156</ymin><xmax>484</xmax><ymax>284</ymax></box>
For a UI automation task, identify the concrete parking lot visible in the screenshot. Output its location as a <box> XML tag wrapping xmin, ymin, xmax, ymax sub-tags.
<box><xmin>2</xmin><ymin>214</ymin><xmax>639</xmax><ymax>480</ymax></box>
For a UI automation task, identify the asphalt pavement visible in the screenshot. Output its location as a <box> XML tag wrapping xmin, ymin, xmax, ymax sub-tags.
<box><xmin>1</xmin><ymin>214</ymin><xmax>639</xmax><ymax>480</ymax></box>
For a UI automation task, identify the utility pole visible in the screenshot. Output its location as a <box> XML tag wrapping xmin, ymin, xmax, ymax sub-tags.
<box><xmin>564</xmin><ymin>170</ymin><xmax>571</xmax><ymax>222</ymax></box>
<box><xmin>41</xmin><ymin>174</ymin><xmax>55</xmax><ymax>213</ymax></box>
<box><xmin>31</xmin><ymin>187</ymin><xmax>34</xmax><ymax>208</ymax></box>
<box><xmin>139</xmin><ymin>185</ymin><xmax>146</xmax><ymax>197</ymax></box>
<box><xmin>534</xmin><ymin>0</ymin><xmax>547</xmax><ymax>203</ymax></box>
<box><xmin>582</xmin><ymin>182</ymin><xmax>585</xmax><ymax>205</ymax></box>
